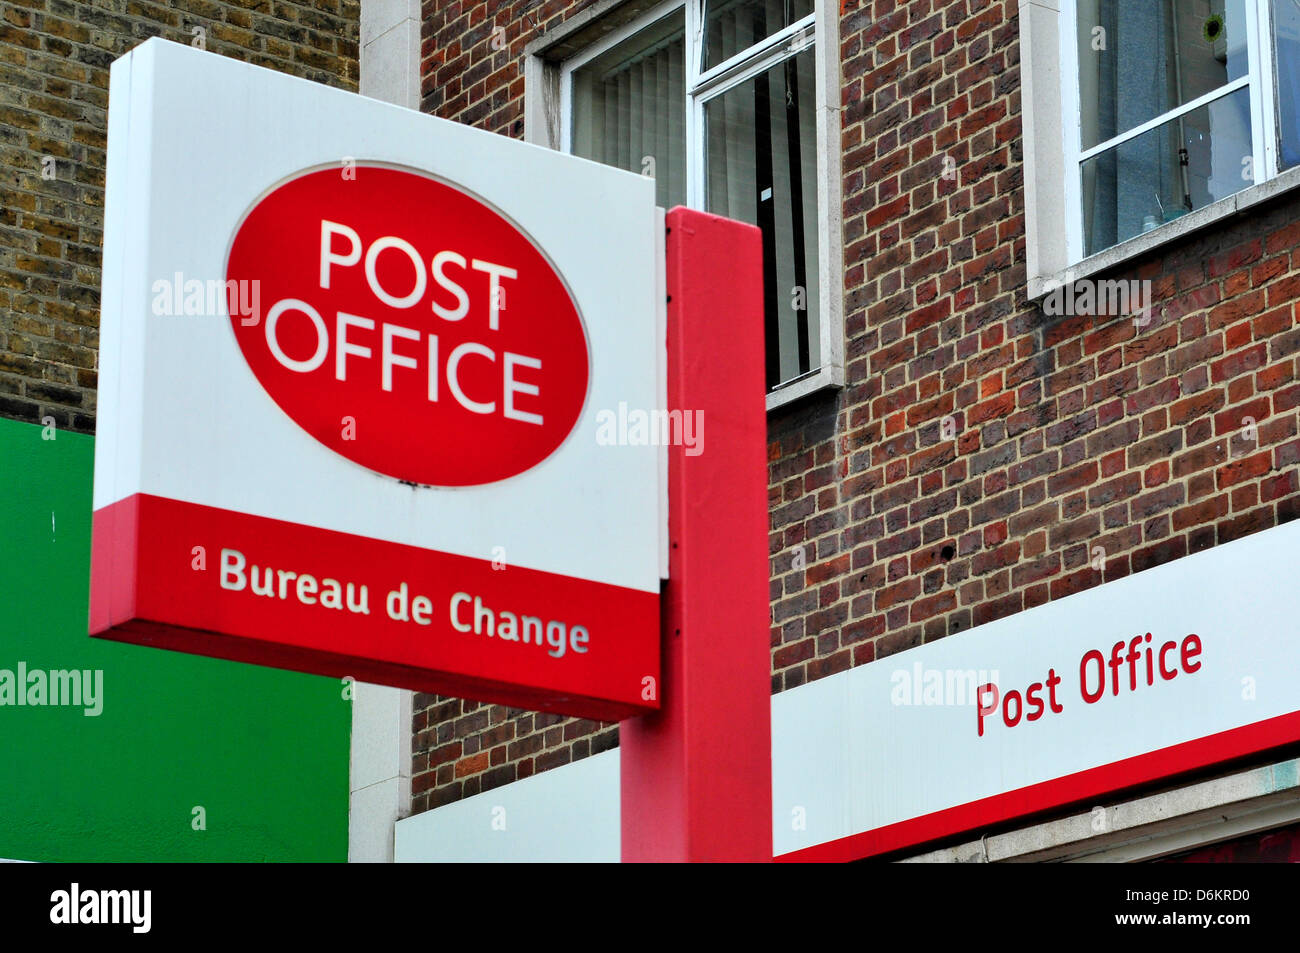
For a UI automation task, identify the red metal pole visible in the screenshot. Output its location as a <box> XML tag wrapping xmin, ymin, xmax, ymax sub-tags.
<box><xmin>619</xmin><ymin>207</ymin><xmax>772</xmax><ymax>862</ymax></box>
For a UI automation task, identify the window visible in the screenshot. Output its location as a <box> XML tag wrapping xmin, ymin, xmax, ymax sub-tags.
<box><xmin>570</xmin><ymin>9</ymin><xmax>688</xmax><ymax>209</ymax></box>
<box><xmin>551</xmin><ymin>0</ymin><xmax>841</xmax><ymax>401</ymax></box>
<box><xmin>1060</xmin><ymin>0</ymin><xmax>1300</xmax><ymax>262</ymax></box>
<box><xmin>1274</xmin><ymin>0</ymin><xmax>1300</xmax><ymax>166</ymax></box>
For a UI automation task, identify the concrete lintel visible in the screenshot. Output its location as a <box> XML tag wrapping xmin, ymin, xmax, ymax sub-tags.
<box><xmin>903</xmin><ymin>757</ymin><xmax>1300</xmax><ymax>863</ymax></box>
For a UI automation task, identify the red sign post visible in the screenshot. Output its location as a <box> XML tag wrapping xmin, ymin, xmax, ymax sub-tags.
<box><xmin>620</xmin><ymin>207</ymin><xmax>773</xmax><ymax>862</ymax></box>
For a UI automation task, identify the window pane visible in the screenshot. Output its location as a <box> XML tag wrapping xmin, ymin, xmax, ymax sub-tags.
<box><xmin>705</xmin><ymin>47</ymin><xmax>819</xmax><ymax>390</ymax></box>
<box><xmin>1081</xmin><ymin>86</ymin><xmax>1253</xmax><ymax>256</ymax></box>
<box><xmin>1273</xmin><ymin>0</ymin><xmax>1300</xmax><ymax>169</ymax></box>
<box><xmin>570</xmin><ymin>9</ymin><xmax>686</xmax><ymax>209</ymax></box>
<box><xmin>1076</xmin><ymin>0</ymin><xmax>1249</xmax><ymax>152</ymax></box>
<box><xmin>702</xmin><ymin>0</ymin><xmax>814</xmax><ymax>71</ymax></box>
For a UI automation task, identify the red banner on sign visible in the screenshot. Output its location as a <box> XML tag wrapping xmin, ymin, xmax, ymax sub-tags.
<box><xmin>90</xmin><ymin>494</ymin><xmax>660</xmax><ymax>720</ymax></box>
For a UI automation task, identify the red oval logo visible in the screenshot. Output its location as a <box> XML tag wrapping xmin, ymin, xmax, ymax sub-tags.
<box><xmin>225</xmin><ymin>165</ymin><xmax>589</xmax><ymax>486</ymax></box>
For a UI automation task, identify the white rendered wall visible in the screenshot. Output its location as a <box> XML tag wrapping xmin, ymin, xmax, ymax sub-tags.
<box><xmin>351</xmin><ymin>0</ymin><xmax>420</xmax><ymax>863</ymax></box>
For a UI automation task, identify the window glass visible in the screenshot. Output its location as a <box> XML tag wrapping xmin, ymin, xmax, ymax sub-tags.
<box><xmin>705</xmin><ymin>46</ymin><xmax>819</xmax><ymax>389</ymax></box>
<box><xmin>1076</xmin><ymin>0</ymin><xmax>1249</xmax><ymax>151</ymax></box>
<box><xmin>702</xmin><ymin>0</ymin><xmax>814</xmax><ymax>71</ymax></box>
<box><xmin>1081</xmin><ymin>86</ymin><xmax>1254</xmax><ymax>255</ymax></box>
<box><xmin>570</xmin><ymin>9</ymin><xmax>687</xmax><ymax>208</ymax></box>
<box><xmin>568</xmin><ymin>3</ymin><xmax>825</xmax><ymax>394</ymax></box>
<box><xmin>1273</xmin><ymin>0</ymin><xmax>1300</xmax><ymax>169</ymax></box>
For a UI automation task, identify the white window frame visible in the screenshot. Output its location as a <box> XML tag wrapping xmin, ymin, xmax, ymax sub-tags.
<box><xmin>530</xmin><ymin>0</ymin><xmax>844</xmax><ymax>411</ymax></box>
<box><xmin>1022</xmin><ymin>0</ymin><xmax>1300</xmax><ymax>300</ymax></box>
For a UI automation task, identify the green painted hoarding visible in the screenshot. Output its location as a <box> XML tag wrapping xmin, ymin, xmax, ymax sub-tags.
<box><xmin>0</xmin><ymin>416</ymin><xmax>350</xmax><ymax>861</ymax></box>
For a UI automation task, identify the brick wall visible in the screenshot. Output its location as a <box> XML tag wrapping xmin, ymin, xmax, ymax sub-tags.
<box><xmin>0</xmin><ymin>0</ymin><xmax>359</xmax><ymax>432</ymax></box>
<box><xmin>418</xmin><ymin>0</ymin><xmax>554</xmax><ymax>135</ymax></box>
<box><xmin>772</xmin><ymin>0</ymin><xmax>1300</xmax><ymax>684</ymax></box>
<box><xmin>406</xmin><ymin>0</ymin><xmax>1300</xmax><ymax>816</ymax></box>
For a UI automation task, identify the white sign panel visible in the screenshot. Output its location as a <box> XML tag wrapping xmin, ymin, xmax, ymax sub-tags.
<box><xmin>91</xmin><ymin>39</ymin><xmax>664</xmax><ymax>719</ymax></box>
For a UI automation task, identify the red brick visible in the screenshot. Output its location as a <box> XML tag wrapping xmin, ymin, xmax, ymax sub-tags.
<box><xmin>1261</xmin><ymin>471</ymin><xmax>1298</xmax><ymax>503</ymax></box>
<box><xmin>454</xmin><ymin>752</ymin><xmax>490</xmax><ymax>778</ymax></box>
<box><xmin>969</xmin><ymin>390</ymin><xmax>1016</xmax><ymax>424</ymax></box>
<box><xmin>1173</xmin><ymin>441</ymin><xmax>1229</xmax><ymax>478</ymax></box>
<box><xmin>1173</xmin><ymin>496</ymin><xmax>1230</xmax><ymax>531</ymax></box>
<box><xmin>1216</xmin><ymin>450</ymin><xmax>1273</xmax><ymax>488</ymax></box>
<box><xmin>1213</xmin><ymin>397</ymin><xmax>1270</xmax><ymax>436</ymax></box>
<box><xmin>1210</xmin><ymin>343</ymin><xmax>1268</xmax><ymax>383</ymax></box>
<box><xmin>971</xmin><ymin>541</ymin><xmax>1022</xmax><ymax>575</ymax></box>
<box><xmin>1275</xmin><ymin>384</ymin><xmax>1300</xmax><ymax>414</ymax></box>
<box><xmin>1170</xmin><ymin>390</ymin><xmax>1226</xmax><ymax>428</ymax></box>
<box><xmin>875</xmin><ymin>577</ymin><xmax>922</xmax><ymax>609</ymax></box>
<box><xmin>1143</xmin><ymin>461</ymin><xmax>1169</xmax><ymax>487</ymax></box>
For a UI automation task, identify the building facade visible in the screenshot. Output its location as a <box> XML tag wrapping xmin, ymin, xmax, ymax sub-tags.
<box><xmin>397</xmin><ymin>0</ymin><xmax>1300</xmax><ymax>861</ymax></box>
<box><xmin>5</xmin><ymin>0</ymin><xmax>1300</xmax><ymax>861</ymax></box>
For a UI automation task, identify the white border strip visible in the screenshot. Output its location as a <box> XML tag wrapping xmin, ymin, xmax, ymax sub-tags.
<box><xmin>351</xmin><ymin>0</ymin><xmax>420</xmax><ymax>864</ymax></box>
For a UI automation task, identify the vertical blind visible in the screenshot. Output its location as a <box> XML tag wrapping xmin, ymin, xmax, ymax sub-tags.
<box><xmin>571</xmin><ymin>10</ymin><xmax>687</xmax><ymax>209</ymax></box>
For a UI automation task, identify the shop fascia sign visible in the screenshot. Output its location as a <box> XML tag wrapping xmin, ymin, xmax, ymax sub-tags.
<box><xmin>773</xmin><ymin>517</ymin><xmax>1300</xmax><ymax>860</ymax></box>
<box><xmin>90</xmin><ymin>39</ymin><xmax>666</xmax><ymax>720</ymax></box>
